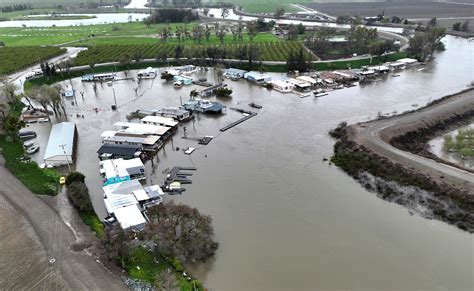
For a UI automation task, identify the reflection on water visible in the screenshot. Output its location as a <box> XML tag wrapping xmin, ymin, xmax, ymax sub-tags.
<box><xmin>39</xmin><ymin>36</ymin><xmax>474</xmax><ymax>290</ymax></box>
<box><xmin>0</xmin><ymin>13</ymin><xmax>149</xmax><ymax>27</ymax></box>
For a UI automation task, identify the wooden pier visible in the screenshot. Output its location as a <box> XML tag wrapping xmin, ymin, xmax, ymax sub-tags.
<box><xmin>220</xmin><ymin>108</ymin><xmax>258</xmax><ymax>132</ymax></box>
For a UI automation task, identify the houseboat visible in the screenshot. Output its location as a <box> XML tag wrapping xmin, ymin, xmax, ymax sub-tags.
<box><xmin>296</xmin><ymin>76</ymin><xmax>318</xmax><ymax>87</ymax></box>
<box><xmin>182</xmin><ymin>98</ymin><xmax>226</xmax><ymax>114</ymax></box>
<box><xmin>81</xmin><ymin>72</ymin><xmax>116</xmax><ymax>82</ymax></box>
<box><xmin>244</xmin><ymin>71</ymin><xmax>272</xmax><ymax>84</ymax></box>
<box><xmin>287</xmin><ymin>78</ymin><xmax>312</xmax><ymax>93</ymax></box>
<box><xmin>270</xmin><ymin>80</ymin><xmax>294</xmax><ymax>93</ymax></box>
<box><xmin>113</xmin><ymin>122</ymin><xmax>173</xmax><ymax>138</ymax></box>
<box><xmin>137</xmin><ymin>67</ymin><xmax>157</xmax><ymax>79</ymax></box>
<box><xmin>200</xmin><ymin>83</ymin><xmax>228</xmax><ymax>97</ymax></box>
<box><xmin>156</xmin><ymin>107</ymin><xmax>192</xmax><ymax>122</ymax></box>
<box><xmin>224</xmin><ymin>68</ymin><xmax>248</xmax><ymax>79</ymax></box>
<box><xmin>141</xmin><ymin>115</ymin><xmax>179</xmax><ymax>129</ymax></box>
<box><xmin>101</xmin><ymin>131</ymin><xmax>162</xmax><ymax>150</ymax></box>
<box><xmin>173</xmin><ymin>75</ymin><xmax>193</xmax><ymax>86</ymax></box>
<box><xmin>99</xmin><ymin>158</ymin><xmax>146</xmax><ymax>186</ymax></box>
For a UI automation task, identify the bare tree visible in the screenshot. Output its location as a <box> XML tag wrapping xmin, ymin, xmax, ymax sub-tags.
<box><xmin>155</xmin><ymin>269</ymin><xmax>179</xmax><ymax>291</ymax></box>
<box><xmin>145</xmin><ymin>201</ymin><xmax>218</xmax><ymax>263</ymax></box>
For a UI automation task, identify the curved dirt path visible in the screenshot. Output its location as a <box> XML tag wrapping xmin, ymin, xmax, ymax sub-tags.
<box><xmin>350</xmin><ymin>89</ymin><xmax>474</xmax><ymax>193</ymax></box>
<box><xmin>0</xmin><ymin>156</ymin><xmax>127</xmax><ymax>290</ymax></box>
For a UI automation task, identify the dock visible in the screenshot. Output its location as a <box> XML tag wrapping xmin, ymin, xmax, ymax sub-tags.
<box><xmin>162</xmin><ymin>167</ymin><xmax>197</xmax><ymax>193</ymax></box>
<box><xmin>220</xmin><ymin>108</ymin><xmax>257</xmax><ymax>132</ymax></box>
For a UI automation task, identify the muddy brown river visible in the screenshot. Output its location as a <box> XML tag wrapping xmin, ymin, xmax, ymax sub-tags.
<box><xmin>25</xmin><ymin>36</ymin><xmax>473</xmax><ymax>290</ymax></box>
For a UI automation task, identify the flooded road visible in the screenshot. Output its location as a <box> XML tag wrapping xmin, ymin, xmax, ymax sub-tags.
<box><xmin>39</xmin><ymin>36</ymin><xmax>474</xmax><ymax>290</ymax></box>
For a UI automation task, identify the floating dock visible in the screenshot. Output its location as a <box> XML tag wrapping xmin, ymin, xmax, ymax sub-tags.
<box><xmin>220</xmin><ymin>108</ymin><xmax>258</xmax><ymax>132</ymax></box>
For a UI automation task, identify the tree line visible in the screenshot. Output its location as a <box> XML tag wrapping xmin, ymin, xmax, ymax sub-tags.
<box><xmin>1</xmin><ymin>4</ymin><xmax>31</xmax><ymax>13</ymax></box>
<box><xmin>144</xmin><ymin>8</ymin><xmax>199</xmax><ymax>24</ymax></box>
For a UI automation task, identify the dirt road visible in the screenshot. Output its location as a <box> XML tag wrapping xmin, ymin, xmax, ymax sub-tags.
<box><xmin>350</xmin><ymin>89</ymin><xmax>474</xmax><ymax>193</ymax></box>
<box><xmin>0</xmin><ymin>156</ymin><xmax>127</xmax><ymax>290</ymax></box>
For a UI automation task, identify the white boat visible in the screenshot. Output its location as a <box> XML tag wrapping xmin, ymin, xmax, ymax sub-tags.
<box><xmin>137</xmin><ymin>67</ymin><xmax>157</xmax><ymax>79</ymax></box>
<box><xmin>184</xmin><ymin>147</ymin><xmax>195</xmax><ymax>155</ymax></box>
<box><xmin>314</xmin><ymin>92</ymin><xmax>328</xmax><ymax>98</ymax></box>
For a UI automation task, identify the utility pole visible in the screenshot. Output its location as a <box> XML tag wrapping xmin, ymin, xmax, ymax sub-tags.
<box><xmin>112</xmin><ymin>83</ymin><xmax>117</xmax><ymax>110</ymax></box>
<box><xmin>59</xmin><ymin>144</ymin><xmax>72</xmax><ymax>173</ymax></box>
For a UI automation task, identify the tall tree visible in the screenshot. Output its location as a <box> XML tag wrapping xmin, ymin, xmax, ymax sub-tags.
<box><xmin>145</xmin><ymin>201</ymin><xmax>218</xmax><ymax>263</ymax></box>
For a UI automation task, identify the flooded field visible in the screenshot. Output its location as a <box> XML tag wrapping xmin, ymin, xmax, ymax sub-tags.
<box><xmin>428</xmin><ymin>124</ymin><xmax>474</xmax><ymax>170</ymax></box>
<box><xmin>26</xmin><ymin>36</ymin><xmax>474</xmax><ymax>290</ymax></box>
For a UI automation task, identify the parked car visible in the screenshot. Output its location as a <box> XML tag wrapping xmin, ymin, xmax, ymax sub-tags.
<box><xmin>23</xmin><ymin>141</ymin><xmax>34</xmax><ymax>148</ymax></box>
<box><xmin>37</xmin><ymin>118</ymin><xmax>49</xmax><ymax>123</ymax></box>
<box><xmin>19</xmin><ymin>131</ymin><xmax>37</xmax><ymax>140</ymax></box>
<box><xmin>59</xmin><ymin>176</ymin><xmax>66</xmax><ymax>185</ymax></box>
<box><xmin>26</xmin><ymin>146</ymin><xmax>40</xmax><ymax>155</ymax></box>
<box><xmin>103</xmin><ymin>216</ymin><xmax>116</xmax><ymax>226</ymax></box>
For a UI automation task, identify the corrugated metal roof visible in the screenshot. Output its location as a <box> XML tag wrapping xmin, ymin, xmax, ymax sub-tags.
<box><xmin>114</xmin><ymin>204</ymin><xmax>146</xmax><ymax>230</ymax></box>
<box><xmin>44</xmin><ymin>122</ymin><xmax>76</xmax><ymax>160</ymax></box>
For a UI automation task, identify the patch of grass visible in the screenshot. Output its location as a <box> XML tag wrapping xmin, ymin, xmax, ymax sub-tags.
<box><xmin>79</xmin><ymin>211</ymin><xmax>104</xmax><ymax>238</ymax></box>
<box><xmin>124</xmin><ymin>247</ymin><xmax>203</xmax><ymax>290</ymax></box>
<box><xmin>313</xmin><ymin>52</ymin><xmax>408</xmax><ymax>70</ymax></box>
<box><xmin>0</xmin><ymin>134</ymin><xmax>58</xmax><ymax>195</ymax></box>
<box><xmin>0</xmin><ymin>22</ymin><xmax>188</xmax><ymax>46</ymax></box>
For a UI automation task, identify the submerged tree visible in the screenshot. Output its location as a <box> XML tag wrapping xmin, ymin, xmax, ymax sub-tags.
<box><xmin>145</xmin><ymin>201</ymin><xmax>219</xmax><ymax>263</ymax></box>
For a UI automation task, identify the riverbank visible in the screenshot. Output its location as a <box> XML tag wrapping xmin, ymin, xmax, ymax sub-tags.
<box><xmin>331</xmin><ymin>89</ymin><xmax>474</xmax><ymax>232</ymax></box>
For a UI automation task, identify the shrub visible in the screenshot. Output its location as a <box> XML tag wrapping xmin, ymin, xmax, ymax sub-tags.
<box><xmin>66</xmin><ymin>171</ymin><xmax>85</xmax><ymax>186</ymax></box>
<box><xmin>67</xmin><ymin>180</ymin><xmax>94</xmax><ymax>213</ymax></box>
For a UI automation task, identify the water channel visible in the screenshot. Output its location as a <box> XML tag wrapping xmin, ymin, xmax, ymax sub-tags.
<box><xmin>25</xmin><ymin>35</ymin><xmax>473</xmax><ymax>290</ymax></box>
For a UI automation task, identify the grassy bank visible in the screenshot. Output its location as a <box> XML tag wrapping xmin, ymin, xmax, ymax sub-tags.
<box><xmin>0</xmin><ymin>134</ymin><xmax>58</xmax><ymax>195</ymax></box>
<box><xmin>313</xmin><ymin>52</ymin><xmax>408</xmax><ymax>70</ymax></box>
<box><xmin>125</xmin><ymin>247</ymin><xmax>203</xmax><ymax>291</ymax></box>
<box><xmin>79</xmin><ymin>211</ymin><xmax>105</xmax><ymax>238</ymax></box>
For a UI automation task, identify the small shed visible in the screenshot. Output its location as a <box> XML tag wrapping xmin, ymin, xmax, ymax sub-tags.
<box><xmin>44</xmin><ymin>122</ymin><xmax>77</xmax><ymax>166</ymax></box>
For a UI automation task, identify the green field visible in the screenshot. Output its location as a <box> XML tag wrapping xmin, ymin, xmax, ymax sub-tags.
<box><xmin>0</xmin><ymin>134</ymin><xmax>59</xmax><ymax>195</ymax></box>
<box><xmin>0</xmin><ymin>46</ymin><xmax>65</xmax><ymax>74</ymax></box>
<box><xmin>0</xmin><ymin>21</ymin><xmax>181</xmax><ymax>46</ymax></box>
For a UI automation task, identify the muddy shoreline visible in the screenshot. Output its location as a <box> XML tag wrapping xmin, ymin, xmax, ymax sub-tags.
<box><xmin>331</xmin><ymin>89</ymin><xmax>474</xmax><ymax>232</ymax></box>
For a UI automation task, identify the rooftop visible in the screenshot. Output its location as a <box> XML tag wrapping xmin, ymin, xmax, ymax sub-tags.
<box><xmin>44</xmin><ymin>122</ymin><xmax>76</xmax><ymax>160</ymax></box>
<box><xmin>141</xmin><ymin>115</ymin><xmax>178</xmax><ymax>127</ymax></box>
<box><xmin>113</xmin><ymin>204</ymin><xmax>147</xmax><ymax>230</ymax></box>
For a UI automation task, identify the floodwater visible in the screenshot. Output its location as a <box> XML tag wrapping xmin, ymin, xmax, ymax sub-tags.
<box><xmin>0</xmin><ymin>13</ymin><xmax>149</xmax><ymax>27</ymax></box>
<box><xmin>33</xmin><ymin>35</ymin><xmax>473</xmax><ymax>290</ymax></box>
<box><xmin>428</xmin><ymin>124</ymin><xmax>474</xmax><ymax>170</ymax></box>
<box><xmin>205</xmin><ymin>8</ymin><xmax>404</xmax><ymax>33</ymax></box>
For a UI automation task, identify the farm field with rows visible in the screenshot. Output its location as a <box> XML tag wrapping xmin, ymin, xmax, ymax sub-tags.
<box><xmin>0</xmin><ymin>46</ymin><xmax>65</xmax><ymax>74</ymax></box>
<box><xmin>73</xmin><ymin>41</ymin><xmax>316</xmax><ymax>65</ymax></box>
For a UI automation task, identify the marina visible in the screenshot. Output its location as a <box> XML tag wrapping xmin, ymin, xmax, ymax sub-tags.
<box><xmin>16</xmin><ymin>36</ymin><xmax>473</xmax><ymax>291</ymax></box>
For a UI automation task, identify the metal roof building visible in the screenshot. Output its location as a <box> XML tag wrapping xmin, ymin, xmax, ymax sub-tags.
<box><xmin>141</xmin><ymin>115</ymin><xmax>179</xmax><ymax>128</ymax></box>
<box><xmin>97</xmin><ymin>144</ymin><xmax>141</xmax><ymax>160</ymax></box>
<box><xmin>113</xmin><ymin>204</ymin><xmax>147</xmax><ymax>231</ymax></box>
<box><xmin>44</xmin><ymin>122</ymin><xmax>77</xmax><ymax>166</ymax></box>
